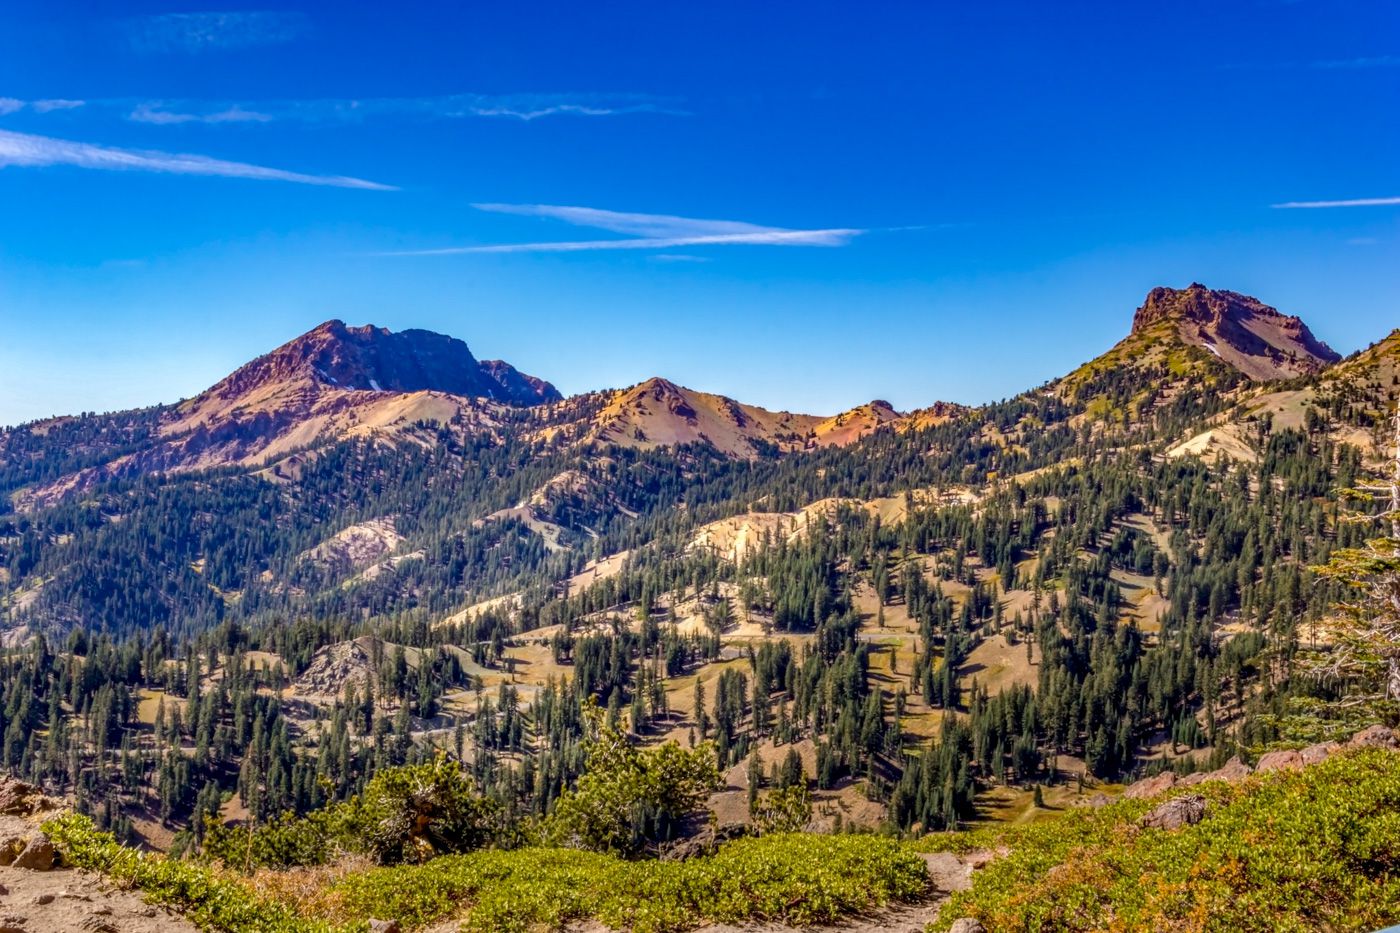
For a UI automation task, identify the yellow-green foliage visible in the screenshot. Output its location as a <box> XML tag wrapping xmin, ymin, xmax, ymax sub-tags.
<box><xmin>43</xmin><ymin>812</ymin><xmax>330</xmax><ymax>933</ymax></box>
<box><xmin>205</xmin><ymin>754</ymin><xmax>516</xmax><ymax>870</ymax></box>
<box><xmin>546</xmin><ymin>717</ymin><xmax>720</xmax><ymax>856</ymax></box>
<box><xmin>48</xmin><ymin>812</ymin><xmax>926</xmax><ymax>933</ymax></box>
<box><xmin>332</xmin><ymin>833</ymin><xmax>928</xmax><ymax>932</ymax></box>
<box><xmin>934</xmin><ymin>748</ymin><xmax>1400</xmax><ymax>932</ymax></box>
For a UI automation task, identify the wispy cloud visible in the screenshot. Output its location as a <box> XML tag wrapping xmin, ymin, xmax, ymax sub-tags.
<box><xmin>1</xmin><ymin>93</ymin><xmax>677</xmax><ymax>127</ymax></box>
<box><xmin>1273</xmin><ymin>196</ymin><xmax>1400</xmax><ymax>208</ymax></box>
<box><xmin>1313</xmin><ymin>55</ymin><xmax>1400</xmax><ymax>69</ymax></box>
<box><xmin>124</xmin><ymin>93</ymin><xmax>681</xmax><ymax>124</ymax></box>
<box><xmin>0</xmin><ymin>129</ymin><xmax>394</xmax><ymax>189</ymax></box>
<box><xmin>652</xmin><ymin>254</ymin><xmax>712</xmax><ymax>263</ymax></box>
<box><xmin>0</xmin><ymin>98</ymin><xmax>85</xmax><ymax>115</ymax></box>
<box><xmin>127</xmin><ymin>11</ymin><xmax>309</xmax><ymax>54</ymax></box>
<box><xmin>130</xmin><ymin>102</ymin><xmax>273</xmax><ymax>125</ymax></box>
<box><xmin>383</xmin><ymin>204</ymin><xmax>865</xmax><ymax>255</ymax></box>
<box><xmin>31</xmin><ymin>99</ymin><xmax>85</xmax><ymax>113</ymax></box>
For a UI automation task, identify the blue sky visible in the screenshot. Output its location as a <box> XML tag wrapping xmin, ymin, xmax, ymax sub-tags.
<box><xmin>1</xmin><ymin>1</ymin><xmax>1397</xmax><ymax>426</ymax></box>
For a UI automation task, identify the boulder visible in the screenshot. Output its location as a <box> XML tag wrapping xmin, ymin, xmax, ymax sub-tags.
<box><xmin>949</xmin><ymin>920</ymin><xmax>987</xmax><ymax>933</ymax></box>
<box><xmin>921</xmin><ymin>851</ymin><xmax>973</xmax><ymax>893</ymax></box>
<box><xmin>1300</xmin><ymin>742</ymin><xmax>1340</xmax><ymax>765</ymax></box>
<box><xmin>368</xmin><ymin>922</ymin><xmax>402</xmax><ymax>933</ymax></box>
<box><xmin>1123</xmin><ymin>771</ymin><xmax>1177</xmax><ymax>799</ymax></box>
<box><xmin>0</xmin><ymin>777</ymin><xmax>47</xmax><ymax>816</ymax></box>
<box><xmin>1255</xmin><ymin>749</ymin><xmax>1303</xmax><ymax>773</ymax></box>
<box><xmin>1349</xmin><ymin>725</ymin><xmax>1400</xmax><ymax>749</ymax></box>
<box><xmin>12</xmin><ymin>836</ymin><xmax>55</xmax><ymax>871</ymax></box>
<box><xmin>1141</xmin><ymin>794</ymin><xmax>1209</xmax><ymax>831</ymax></box>
<box><xmin>1210</xmin><ymin>756</ymin><xmax>1253</xmax><ymax>781</ymax></box>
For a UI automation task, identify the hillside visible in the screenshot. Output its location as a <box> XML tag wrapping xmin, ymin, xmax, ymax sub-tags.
<box><xmin>0</xmin><ymin>281</ymin><xmax>1393</xmax><ymax>929</ymax></box>
<box><xmin>1057</xmin><ymin>284</ymin><xmax>1340</xmax><ymax>425</ymax></box>
<box><xmin>4</xmin><ymin>321</ymin><xmax>561</xmax><ymax>512</ymax></box>
<box><xmin>585</xmin><ymin>377</ymin><xmax>823</xmax><ymax>457</ymax></box>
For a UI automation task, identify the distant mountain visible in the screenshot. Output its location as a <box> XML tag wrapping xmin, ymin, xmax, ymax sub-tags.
<box><xmin>1057</xmin><ymin>284</ymin><xmax>1340</xmax><ymax>420</ymax></box>
<box><xmin>7</xmin><ymin>321</ymin><xmax>559</xmax><ymax>510</ymax></box>
<box><xmin>584</xmin><ymin>377</ymin><xmax>823</xmax><ymax>458</ymax></box>
<box><xmin>1130</xmin><ymin>284</ymin><xmax>1339</xmax><ymax>380</ymax></box>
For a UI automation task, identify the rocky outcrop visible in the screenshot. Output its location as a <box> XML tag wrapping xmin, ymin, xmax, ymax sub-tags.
<box><xmin>948</xmin><ymin>919</ymin><xmax>987</xmax><ymax>933</ymax></box>
<box><xmin>199</xmin><ymin>320</ymin><xmax>557</xmax><ymax>406</ymax></box>
<box><xmin>1140</xmin><ymin>794</ymin><xmax>1208</xmax><ymax>831</ymax></box>
<box><xmin>1130</xmin><ymin>284</ymin><xmax>1339</xmax><ymax>380</ymax></box>
<box><xmin>1124</xmin><ymin>726</ymin><xmax>1399</xmax><ymax>798</ymax></box>
<box><xmin>12</xmin><ymin>836</ymin><xmax>54</xmax><ymax>871</ymax></box>
<box><xmin>0</xmin><ymin>779</ymin><xmax>54</xmax><ymax>818</ymax></box>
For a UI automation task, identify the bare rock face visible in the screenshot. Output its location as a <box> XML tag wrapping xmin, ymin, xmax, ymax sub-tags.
<box><xmin>1140</xmin><ymin>794</ymin><xmax>1209</xmax><ymax>831</ymax></box>
<box><xmin>292</xmin><ymin>636</ymin><xmax>383</xmax><ymax>699</ymax></box>
<box><xmin>1179</xmin><ymin>756</ymin><xmax>1254</xmax><ymax>787</ymax></box>
<box><xmin>0</xmin><ymin>837</ymin><xmax>24</xmax><ymax>866</ymax></box>
<box><xmin>1130</xmin><ymin>283</ymin><xmax>1339</xmax><ymax>380</ymax></box>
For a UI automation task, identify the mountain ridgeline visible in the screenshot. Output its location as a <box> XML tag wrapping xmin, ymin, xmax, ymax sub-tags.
<box><xmin>0</xmin><ymin>282</ymin><xmax>1394</xmax><ymax>863</ymax></box>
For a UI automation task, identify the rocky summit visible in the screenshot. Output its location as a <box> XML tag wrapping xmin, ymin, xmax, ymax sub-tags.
<box><xmin>1130</xmin><ymin>283</ymin><xmax>1340</xmax><ymax>380</ymax></box>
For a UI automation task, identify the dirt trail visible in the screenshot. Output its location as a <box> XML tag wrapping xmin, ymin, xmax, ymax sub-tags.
<box><xmin>0</xmin><ymin>814</ymin><xmax>198</xmax><ymax>933</ymax></box>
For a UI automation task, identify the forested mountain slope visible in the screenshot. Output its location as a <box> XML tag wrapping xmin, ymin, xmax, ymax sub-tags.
<box><xmin>0</xmin><ymin>283</ymin><xmax>1390</xmax><ymax>858</ymax></box>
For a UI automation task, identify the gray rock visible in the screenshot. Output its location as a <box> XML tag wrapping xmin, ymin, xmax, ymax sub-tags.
<box><xmin>948</xmin><ymin>919</ymin><xmax>986</xmax><ymax>933</ymax></box>
<box><xmin>1349</xmin><ymin>725</ymin><xmax>1400</xmax><ymax>749</ymax></box>
<box><xmin>1255</xmin><ymin>749</ymin><xmax>1303</xmax><ymax>773</ymax></box>
<box><xmin>1141</xmin><ymin>794</ymin><xmax>1209</xmax><ymax>831</ymax></box>
<box><xmin>921</xmin><ymin>851</ymin><xmax>973</xmax><ymax>893</ymax></box>
<box><xmin>12</xmin><ymin>837</ymin><xmax>54</xmax><ymax>871</ymax></box>
<box><xmin>1300</xmin><ymin>742</ymin><xmax>1339</xmax><ymax>765</ymax></box>
<box><xmin>369</xmin><ymin>921</ymin><xmax>402</xmax><ymax>933</ymax></box>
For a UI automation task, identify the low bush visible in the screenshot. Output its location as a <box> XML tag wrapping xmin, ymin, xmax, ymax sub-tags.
<box><xmin>935</xmin><ymin>748</ymin><xmax>1400</xmax><ymax>932</ymax></box>
<box><xmin>331</xmin><ymin>831</ymin><xmax>929</xmax><ymax>932</ymax></box>
<box><xmin>44</xmin><ymin>812</ymin><xmax>330</xmax><ymax>933</ymax></box>
<box><xmin>49</xmin><ymin>810</ymin><xmax>927</xmax><ymax>932</ymax></box>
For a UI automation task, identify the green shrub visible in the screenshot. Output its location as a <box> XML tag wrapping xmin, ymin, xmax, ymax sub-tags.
<box><xmin>546</xmin><ymin>717</ymin><xmax>721</xmax><ymax>857</ymax></box>
<box><xmin>331</xmin><ymin>831</ymin><xmax>929</xmax><ymax>932</ymax></box>
<box><xmin>936</xmin><ymin>748</ymin><xmax>1400</xmax><ymax>932</ymax></box>
<box><xmin>206</xmin><ymin>753</ymin><xmax>515</xmax><ymax>870</ymax></box>
<box><xmin>43</xmin><ymin>812</ymin><xmax>331</xmax><ymax>933</ymax></box>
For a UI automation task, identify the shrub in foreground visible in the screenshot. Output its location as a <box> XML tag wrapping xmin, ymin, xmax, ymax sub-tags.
<box><xmin>935</xmin><ymin>748</ymin><xmax>1400</xmax><ymax>932</ymax></box>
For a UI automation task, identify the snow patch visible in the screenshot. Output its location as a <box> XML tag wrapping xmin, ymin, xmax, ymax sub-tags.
<box><xmin>1204</xmin><ymin>342</ymin><xmax>1221</xmax><ymax>358</ymax></box>
<box><xmin>369</xmin><ymin>379</ymin><xmax>383</xmax><ymax>392</ymax></box>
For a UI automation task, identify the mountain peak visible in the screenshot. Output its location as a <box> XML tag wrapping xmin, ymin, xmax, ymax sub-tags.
<box><xmin>206</xmin><ymin>321</ymin><xmax>559</xmax><ymax>404</ymax></box>
<box><xmin>1129</xmin><ymin>284</ymin><xmax>1339</xmax><ymax>380</ymax></box>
